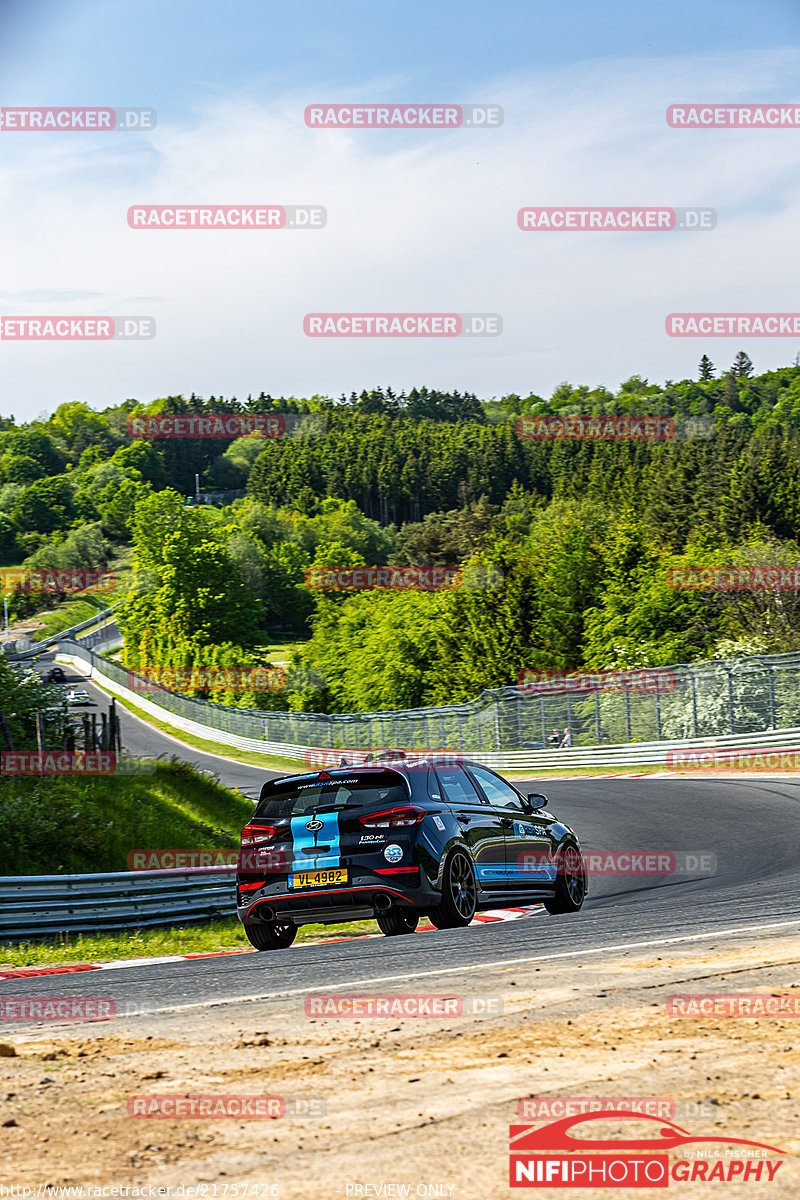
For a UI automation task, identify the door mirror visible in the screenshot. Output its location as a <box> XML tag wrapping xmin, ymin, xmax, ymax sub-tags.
<box><xmin>525</xmin><ymin>793</ymin><xmax>548</xmax><ymax>811</ymax></box>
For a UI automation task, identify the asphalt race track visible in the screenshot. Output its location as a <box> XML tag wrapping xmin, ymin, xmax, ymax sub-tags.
<box><xmin>14</xmin><ymin>652</ymin><xmax>800</xmax><ymax>1020</ymax></box>
<box><xmin>36</xmin><ymin>650</ymin><xmax>269</xmax><ymax>799</ymax></box>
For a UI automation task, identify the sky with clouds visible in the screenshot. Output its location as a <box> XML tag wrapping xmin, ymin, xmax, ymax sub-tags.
<box><xmin>1</xmin><ymin>0</ymin><xmax>800</xmax><ymax>418</ymax></box>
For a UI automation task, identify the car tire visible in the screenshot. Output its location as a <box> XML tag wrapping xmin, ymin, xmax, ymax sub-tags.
<box><xmin>428</xmin><ymin>848</ymin><xmax>477</xmax><ymax>929</ymax></box>
<box><xmin>376</xmin><ymin>909</ymin><xmax>419</xmax><ymax>936</ymax></box>
<box><xmin>244</xmin><ymin>921</ymin><xmax>298</xmax><ymax>951</ymax></box>
<box><xmin>544</xmin><ymin>843</ymin><xmax>586</xmax><ymax>914</ymax></box>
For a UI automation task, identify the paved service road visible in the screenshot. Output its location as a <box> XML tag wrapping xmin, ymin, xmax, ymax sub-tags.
<box><xmin>34</xmin><ymin>649</ymin><xmax>271</xmax><ymax>801</ymax></box>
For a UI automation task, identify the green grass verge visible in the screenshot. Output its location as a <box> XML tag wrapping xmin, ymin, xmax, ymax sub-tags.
<box><xmin>0</xmin><ymin>759</ymin><xmax>254</xmax><ymax>875</ymax></box>
<box><xmin>0</xmin><ymin>916</ymin><xmax>381</xmax><ymax>967</ymax></box>
<box><xmin>31</xmin><ymin>594</ymin><xmax>113</xmax><ymax>641</ymax></box>
<box><xmin>504</xmin><ymin>763</ymin><xmax>676</xmax><ymax>780</ymax></box>
<box><xmin>254</xmin><ymin>634</ymin><xmax>309</xmax><ymax>664</ymax></box>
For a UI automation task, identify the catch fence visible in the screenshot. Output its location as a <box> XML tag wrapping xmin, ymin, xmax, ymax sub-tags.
<box><xmin>55</xmin><ymin>642</ymin><xmax>800</xmax><ymax>753</ymax></box>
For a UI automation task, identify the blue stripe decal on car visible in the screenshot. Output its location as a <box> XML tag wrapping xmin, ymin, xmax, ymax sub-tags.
<box><xmin>474</xmin><ymin>864</ymin><xmax>507</xmax><ymax>882</ymax></box>
<box><xmin>289</xmin><ymin>811</ymin><xmax>341</xmax><ymax>872</ymax></box>
<box><xmin>506</xmin><ymin>863</ymin><xmax>558</xmax><ymax>881</ymax></box>
<box><xmin>474</xmin><ymin>863</ymin><xmax>558</xmax><ymax>883</ymax></box>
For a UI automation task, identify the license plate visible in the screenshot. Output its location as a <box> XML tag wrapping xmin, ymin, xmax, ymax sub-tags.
<box><xmin>289</xmin><ymin>868</ymin><xmax>348</xmax><ymax>889</ymax></box>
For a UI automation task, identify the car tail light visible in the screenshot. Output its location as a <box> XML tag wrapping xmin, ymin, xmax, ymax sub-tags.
<box><xmin>240</xmin><ymin>823</ymin><xmax>277</xmax><ymax>846</ymax></box>
<box><xmin>358</xmin><ymin>807</ymin><xmax>425</xmax><ymax>829</ymax></box>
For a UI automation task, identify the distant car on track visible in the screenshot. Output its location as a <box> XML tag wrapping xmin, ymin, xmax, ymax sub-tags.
<box><xmin>66</xmin><ymin>688</ymin><xmax>94</xmax><ymax>706</ymax></box>
<box><xmin>46</xmin><ymin>666</ymin><xmax>66</xmax><ymax>683</ymax></box>
<box><xmin>236</xmin><ymin>756</ymin><xmax>585</xmax><ymax>951</ymax></box>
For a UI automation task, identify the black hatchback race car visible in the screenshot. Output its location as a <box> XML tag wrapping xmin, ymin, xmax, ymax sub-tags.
<box><xmin>236</xmin><ymin>756</ymin><xmax>585</xmax><ymax>950</ymax></box>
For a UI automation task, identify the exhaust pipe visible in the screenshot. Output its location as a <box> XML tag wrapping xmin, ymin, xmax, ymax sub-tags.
<box><xmin>373</xmin><ymin>893</ymin><xmax>392</xmax><ymax>914</ymax></box>
<box><xmin>258</xmin><ymin>905</ymin><xmax>276</xmax><ymax>922</ymax></box>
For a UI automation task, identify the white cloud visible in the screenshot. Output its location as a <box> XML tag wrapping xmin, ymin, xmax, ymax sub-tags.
<box><xmin>2</xmin><ymin>47</ymin><xmax>800</xmax><ymax>416</ymax></box>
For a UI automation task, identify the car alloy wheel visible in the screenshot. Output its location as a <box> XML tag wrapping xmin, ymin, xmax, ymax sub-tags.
<box><xmin>429</xmin><ymin>848</ymin><xmax>477</xmax><ymax>928</ymax></box>
<box><xmin>544</xmin><ymin>843</ymin><xmax>586</xmax><ymax>914</ymax></box>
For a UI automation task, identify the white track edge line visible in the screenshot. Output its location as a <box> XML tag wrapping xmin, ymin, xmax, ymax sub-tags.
<box><xmin>74</xmin><ymin>917</ymin><xmax>800</xmax><ymax>1018</ymax></box>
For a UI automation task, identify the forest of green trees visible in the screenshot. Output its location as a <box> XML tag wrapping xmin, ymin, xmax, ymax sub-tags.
<box><xmin>2</xmin><ymin>354</ymin><xmax>800</xmax><ymax>713</ymax></box>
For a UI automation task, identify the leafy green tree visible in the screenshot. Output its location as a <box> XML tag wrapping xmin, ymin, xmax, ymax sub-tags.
<box><xmin>582</xmin><ymin>520</ymin><xmax>716</xmax><ymax>668</ymax></box>
<box><xmin>287</xmin><ymin>498</ymin><xmax>394</xmax><ymax>563</ymax></box>
<box><xmin>0</xmin><ymin>514</ymin><xmax>20</xmax><ymax>564</ymax></box>
<box><xmin>23</xmin><ymin>522</ymin><xmax>112</xmax><ymax>571</ymax></box>
<box><xmin>2</xmin><ymin>430</ymin><xmax>62</xmax><ymax>476</ymax></box>
<box><xmin>98</xmin><ymin>477</ymin><xmax>151</xmax><ymax>541</ymax></box>
<box><xmin>2</xmin><ymin>456</ymin><xmax>46</xmax><ymax>485</ymax></box>
<box><xmin>392</xmin><ymin>498</ymin><xmax>499</xmax><ymax>565</ymax></box>
<box><xmin>45</xmin><ymin>401</ymin><xmax>114</xmax><ymax>457</ymax></box>
<box><xmin>121</xmin><ymin>490</ymin><xmax>261</xmax><ymax>672</ymax></box>
<box><xmin>11</xmin><ymin>477</ymin><xmax>75</xmax><ymax>534</ymax></box>
<box><xmin>111</xmin><ymin>441</ymin><xmax>167</xmax><ymax>489</ymax></box>
<box><xmin>0</xmin><ymin>659</ymin><xmax>67</xmax><ymax>750</ymax></box>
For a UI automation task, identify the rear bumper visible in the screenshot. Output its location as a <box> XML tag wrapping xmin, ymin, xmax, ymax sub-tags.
<box><xmin>238</xmin><ymin>877</ymin><xmax>439</xmax><ymax>927</ymax></box>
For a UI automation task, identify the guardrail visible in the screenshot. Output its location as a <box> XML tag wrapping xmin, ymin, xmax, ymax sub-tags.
<box><xmin>50</xmin><ymin>642</ymin><xmax>800</xmax><ymax>771</ymax></box>
<box><xmin>48</xmin><ymin>638</ymin><xmax>800</xmax><ymax>756</ymax></box>
<box><xmin>6</xmin><ymin>603</ymin><xmax>123</xmax><ymax>659</ymax></box>
<box><xmin>76</xmin><ymin>623</ymin><xmax>122</xmax><ymax>652</ymax></box>
<box><xmin>0</xmin><ymin>868</ymin><xmax>237</xmax><ymax>938</ymax></box>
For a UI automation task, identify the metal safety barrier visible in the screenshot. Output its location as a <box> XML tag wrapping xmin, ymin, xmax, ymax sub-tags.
<box><xmin>46</xmin><ymin>640</ymin><xmax>800</xmax><ymax>765</ymax></box>
<box><xmin>6</xmin><ymin>603</ymin><xmax>123</xmax><ymax>660</ymax></box>
<box><xmin>0</xmin><ymin>868</ymin><xmax>237</xmax><ymax>939</ymax></box>
<box><xmin>59</xmin><ymin>643</ymin><xmax>800</xmax><ymax>750</ymax></box>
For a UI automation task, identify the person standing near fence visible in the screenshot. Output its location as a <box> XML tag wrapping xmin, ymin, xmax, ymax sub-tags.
<box><xmin>560</xmin><ymin>727</ymin><xmax>573</xmax><ymax>748</ymax></box>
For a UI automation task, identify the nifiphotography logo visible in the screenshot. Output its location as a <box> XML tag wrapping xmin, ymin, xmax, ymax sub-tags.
<box><xmin>509</xmin><ymin>1111</ymin><xmax>786</xmax><ymax>1187</ymax></box>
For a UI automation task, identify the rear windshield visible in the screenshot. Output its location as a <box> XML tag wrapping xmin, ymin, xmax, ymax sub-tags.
<box><xmin>256</xmin><ymin>772</ymin><xmax>410</xmax><ymax>818</ymax></box>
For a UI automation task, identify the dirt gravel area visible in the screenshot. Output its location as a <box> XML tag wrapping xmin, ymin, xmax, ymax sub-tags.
<box><xmin>1</xmin><ymin>929</ymin><xmax>799</xmax><ymax>1198</ymax></box>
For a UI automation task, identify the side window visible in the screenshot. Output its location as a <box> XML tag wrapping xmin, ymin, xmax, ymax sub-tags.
<box><xmin>434</xmin><ymin>765</ymin><xmax>485</xmax><ymax>806</ymax></box>
<box><xmin>468</xmin><ymin>765</ymin><xmax>524</xmax><ymax>810</ymax></box>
